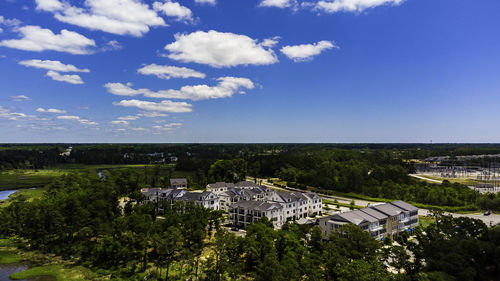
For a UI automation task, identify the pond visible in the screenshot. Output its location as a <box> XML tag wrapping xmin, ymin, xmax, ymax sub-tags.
<box><xmin>0</xmin><ymin>264</ymin><xmax>28</xmax><ymax>281</ymax></box>
<box><xmin>0</xmin><ymin>264</ymin><xmax>55</xmax><ymax>281</ymax></box>
<box><xmin>0</xmin><ymin>190</ymin><xmax>18</xmax><ymax>201</ymax></box>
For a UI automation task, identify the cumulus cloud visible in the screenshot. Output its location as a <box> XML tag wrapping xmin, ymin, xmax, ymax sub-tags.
<box><xmin>153</xmin><ymin>1</ymin><xmax>193</xmax><ymax>22</ymax></box>
<box><xmin>112</xmin><ymin>99</ymin><xmax>193</xmax><ymax>113</ymax></box>
<box><xmin>280</xmin><ymin>40</ymin><xmax>337</xmax><ymax>62</ymax></box>
<box><xmin>110</xmin><ymin>120</ymin><xmax>130</xmax><ymax>126</ymax></box>
<box><xmin>194</xmin><ymin>0</ymin><xmax>216</xmax><ymax>5</ymax></box>
<box><xmin>46</xmin><ymin>70</ymin><xmax>84</xmax><ymax>84</ymax></box>
<box><xmin>138</xmin><ymin>111</ymin><xmax>168</xmax><ymax>118</ymax></box>
<box><xmin>36</xmin><ymin>107</ymin><xmax>67</xmax><ymax>114</ymax></box>
<box><xmin>57</xmin><ymin>115</ymin><xmax>99</xmax><ymax>125</ymax></box>
<box><xmin>314</xmin><ymin>0</ymin><xmax>404</xmax><ymax>13</ymax></box>
<box><xmin>0</xmin><ymin>106</ymin><xmax>38</xmax><ymax>120</ymax></box>
<box><xmin>34</xmin><ymin>0</ymin><xmax>166</xmax><ymax>37</ymax></box>
<box><xmin>101</xmin><ymin>40</ymin><xmax>123</xmax><ymax>51</ymax></box>
<box><xmin>118</xmin><ymin>115</ymin><xmax>140</xmax><ymax>121</ymax></box>
<box><xmin>0</xmin><ymin>25</ymin><xmax>95</xmax><ymax>54</ymax></box>
<box><xmin>164</xmin><ymin>30</ymin><xmax>278</xmax><ymax>68</ymax></box>
<box><xmin>105</xmin><ymin>77</ymin><xmax>254</xmax><ymax>101</ymax></box>
<box><xmin>11</xmin><ymin>95</ymin><xmax>31</xmax><ymax>102</ymax></box>
<box><xmin>261</xmin><ymin>36</ymin><xmax>280</xmax><ymax>48</ymax></box>
<box><xmin>0</xmin><ymin>16</ymin><xmax>22</xmax><ymax>29</ymax></box>
<box><xmin>19</xmin><ymin>59</ymin><xmax>90</xmax><ymax>72</ymax></box>
<box><xmin>259</xmin><ymin>0</ymin><xmax>297</xmax><ymax>9</ymax></box>
<box><xmin>153</xmin><ymin>122</ymin><xmax>182</xmax><ymax>131</ymax></box>
<box><xmin>137</xmin><ymin>64</ymin><xmax>205</xmax><ymax>80</ymax></box>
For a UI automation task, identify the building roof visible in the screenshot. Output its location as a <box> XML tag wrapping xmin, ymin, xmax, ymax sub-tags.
<box><xmin>207</xmin><ymin>182</ymin><xmax>235</xmax><ymax>189</ymax></box>
<box><xmin>235</xmin><ymin>181</ymin><xmax>260</xmax><ymax>188</ymax></box>
<box><xmin>350</xmin><ymin>210</ymin><xmax>378</xmax><ymax>223</ymax></box>
<box><xmin>360</xmin><ymin>207</ymin><xmax>388</xmax><ymax>220</ymax></box>
<box><xmin>390</xmin><ymin>200</ymin><xmax>418</xmax><ymax>212</ymax></box>
<box><xmin>170</xmin><ymin>178</ymin><xmax>187</xmax><ymax>185</ymax></box>
<box><xmin>230</xmin><ymin>200</ymin><xmax>282</xmax><ymax>212</ymax></box>
<box><xmin>370</xmin><ymin>203</ymin><xmax>404</xmax><ymax>217</ymax></box>
<box><xmin>329</xmin><ymin>212</ymin><xmax>368</xmax><ymax>226</ymax></box>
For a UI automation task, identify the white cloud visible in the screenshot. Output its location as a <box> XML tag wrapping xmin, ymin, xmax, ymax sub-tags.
<box><xmin>46</xmin><ymin>70</ymin><xmax>84</xmax><ymax>84</ymax></box>
<box><xmin>164</xmin><ymin>30</ymin><xmax>278</xmax><ymax>68</ymax></box>
<box><xmin>112</xmin><ymin>99</ymin><xmax>193</xmax><ymax>113</ymax></box>
<box><xmin>314</xmin><ymin>0</ymin><xmax>404</xmax><ymax>13</ymax></box>
<box><xmin>280</xmin><ymin>40</ymin><xmax>337</xmax><ymax>61</ymax></box>
<box><xmin>153</xmin><ymin>1</ymin><xmax>193</xmax><ymax>22</ymax></box>
<box><xmin>0</xmin><ymin>106</ymin><xmax>38</xmax><ymax>120</ymax></box>
<box><xmin>57</xmin><ymin>115</ymin><xmax>99</xmax><ymax>125</ymax></box>
<box><xmin>137</xmin><ymin>64</ymin><xmax>205</xmax><ymax>80</ymax></box>
<box><xmin>0</xmin><ymin>16</ymin><xmax>22</xmax><ymax>28</ymax></box>
<box><xmin>118</xmin><ymin>115</ymin><xmax>140</xmax><ymax>121</ymax></box>
<box><xmin>36</xmin><ymin>107</ymin><xmax>67</xmax><ymax>114</ymax></box>
<box><xmin>0</xmin><ymin>25</ymin><xmax>95</xmax><ymax>54</ymax></box>
<box><xmin>19</xmin><ymin>59</ymin><xmax>90</xmax><ymax>72</ymax></box>
<box><xmin>153</xmin><ymin>122</ymin><xmax>182</xmax><ymax>131</ymax></box>
<box><xmin>110</xmin><ymin>120</ymin><xmax>130</xmax><ymax>126</ymax></box>
<box><xmin>261</xmin><ymin>36</ymin><xmax>280</xmax><ymax>48</ymax></box>
<box><xmin>11</xmin><ymin>95</ymin><xmax>31</xmax><ymax>102</ymax></box>
<box><xmin>101</xmin><ymin>40</ymin><xmax>122</xmax><ymax>51</ymax></box>
<box><xmin>194</xmin><ymin>0</ymin><xmax>216</xmax><ymax>5</ymax></box>
<box><xmin>34</xmin><ymin>0</ymin><xmax>166</xmax><ymax>37</ymax></box>
<box><xmin>138</xmin><ymin>111</ymin><xmax>168</xmax><ymax>118</ymax></box>
<box><xmin>259</xmin><ymin>0</ymin><xmax>297</xmax><ymax>9</ymax></box>
<box><xmin>0</xmin><ymin>27</ymin><xmax>3</xmax><ymax>33</ymax></box>
<box><xmin>35</xmin><ymin>0</ymin><xmax>65</xmax><ymax>12</ymax></box>
<box><xmin>105</xmin><ymin>77</ymin><xmax>254</xmax><ymax>101</ymax></box>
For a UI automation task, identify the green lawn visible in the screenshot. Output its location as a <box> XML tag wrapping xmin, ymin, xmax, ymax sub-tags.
<box><xmin>0</xmin><ymin>164</ymin><xmax>166</xmax><ymax>191</ymax></box>
<box><xmin>9</xmin><ymin>264</ymin><xmax>99</xmax><ymax>281</ymax></box>
<box><xmin>323</xmin><ymin>199</ymin><xmax>363</xmax><ymax>209</ymax></box>
<box><xmin>0</xmin><ymin>250</ymin><xmax>23</xmax><ymax>264</ymax></box>
<box><xmin>418</xmin><ymin>215</ymin><xmax>435</xmax><ymax>228</ymax></box>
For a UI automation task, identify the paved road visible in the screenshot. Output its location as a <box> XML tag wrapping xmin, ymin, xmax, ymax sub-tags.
<box><xmin>250</xmin><ymin>177</ymin><xmax>500</xmax><ymax>226</ymax></box>
<box><xmin>409</xmin><ymin>174</ymin><xmax>443</xmax><ymax>183</ymax></box>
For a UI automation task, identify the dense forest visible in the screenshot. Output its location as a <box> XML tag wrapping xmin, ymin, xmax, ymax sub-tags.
<box><xmin>2</xmin><ymin>144</ymin><xmax>500</xmax><ymax>210</ymax></box>
<box><xmin>1</xmin><ymin>170</ymin><xmax>500</xmax><ymax>280</ymax></box>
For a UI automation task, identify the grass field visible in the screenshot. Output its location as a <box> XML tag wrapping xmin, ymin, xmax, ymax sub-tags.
<box><xmin>0</xmin><ymin>164</ymin><xmax>164</xmax><ymax>191</ymax></box>
<box><xmin>9</xmin><ymin>264</ymin><xmax>99</xmax><ymax>281</ymax></box>
<box><xmin>414</xmin><ymin>175</ymin><xmax>481</xmax><ymax>186</ymax></box>
<box><xmin>418</xmin><ymin>215</ymin><xmax>435</xmax><ymax>228</ymax></box>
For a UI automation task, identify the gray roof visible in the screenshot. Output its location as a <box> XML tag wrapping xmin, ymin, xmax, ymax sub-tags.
<box><xmin>360</xmin><ymin>207</ymin><xmax>388</xmax><ymax>220</ymax></box>
<box><xmin>235</xmin><ymin>181</ymin><xmax>260</xmax><ymax>188</ymax></box>
<box><xmin>389</xmin><ymin>201</ymin><xmax>418</xmax><ymax>212</ymax></box>
<box><xmin>230</xmin><ymin>200</ymin><xmax>282</xmax><ymax>211</ymax></box>
<box><xmin>350</xmin><ymin>210</ymin><xmax>378</xmax><ymax>223</ymax></box>
<box><xmin>329</xmin><ymin>212</ymin><xmax>367</xmax><ymax>226</ymax></box>
<box><xmin>275</xmin><ymin>191</ymin><xmax>307</xmax><ymax>203</ymax></box>
<box><xmin>207</xmin><ymin>182</ymin><xmax>235</xmax><ymax>189</ymax></box>
<box><xmin>370</xmin><ymin>203</ymin><xmax>404</xmax><ymax>217</ymax></box>
<box><xmin>170</xmin><ymin>178</ymin><xmax>187</xmax><ymax>185</ymax></box>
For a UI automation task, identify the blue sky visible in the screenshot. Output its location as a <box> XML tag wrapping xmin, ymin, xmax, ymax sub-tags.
<box><xmin>0</xmin><ymin>0</ymin><xmax>499</xmax><ymax>143</ymax></box>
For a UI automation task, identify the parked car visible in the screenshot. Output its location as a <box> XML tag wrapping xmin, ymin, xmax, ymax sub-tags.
<box><xmin>484</xmin><ymin>211</ymin><xmax>491</xmax><ymax>216</ymax></box>
<box><xmin>231</xmin><ymin>227</ymin><xmax>239</xmax><ymax>231</ymax></box>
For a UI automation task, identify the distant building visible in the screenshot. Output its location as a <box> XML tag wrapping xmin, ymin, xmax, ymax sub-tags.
<box><xmin>170</xmin><ymin>178</ymin><xmax>187</xmax><ymax>189</ymax></box>
<box><xmin>319</xmin><ymin>201</ymin><xmax>418</xmax><ymax>240</ymax></box>
<box><xmin>141</xmin><ymin>188</ymin><xmax>219</xmax><ymax>210</ymax></box>
<box><xmin>229</xmin><ymin>200</ymin><xmax>284</xmax><ymax>229</ymax></box>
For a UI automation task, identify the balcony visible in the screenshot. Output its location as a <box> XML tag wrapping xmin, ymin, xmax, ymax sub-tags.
<box><xmin>370</xmin><ymin>225</ymin><xmax>384</xmax><ymax>232</ymax></box>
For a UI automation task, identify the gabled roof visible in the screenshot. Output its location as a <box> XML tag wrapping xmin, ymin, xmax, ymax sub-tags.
<box><xmin>235</xmin><ymin>181</ymin><xmax>260</xmax><ymax>188</ymax></box>
<box><xmin>360</xmin><ymin>207</ymin><xmax>388</xmax><ymax>220</ymax></box>
<box><xmin>389</xmin><ymin>200</ymin><xmax>418</xmax><ymax>212</ymax></box>
<box><xmin>170</xmin><ymin>178</ymin><xmax>187</xmax><ymax>185</ymax></box>
<box><xmin>328</xmin><ymin>212</ymin><xmax>369</xmax><ymax>226</ymax></box>
<box><xmin>370</xmin><ymin>203</ymin><xmax>404</xmax><ymax>217</ymax></box>
<box><xmin>207</xmin><ymin>182</ymin><xmax>235</xmax><ymax>189</ymax></box>
<box><xmin>230</xmin><ymin>200</ymin><xmax>282</xmax><ymax>212</ymax></box>
<box><xmin>350</xmin><ymin>210</ymin><xmax>378</xmax><ymax>223</ymax></box>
